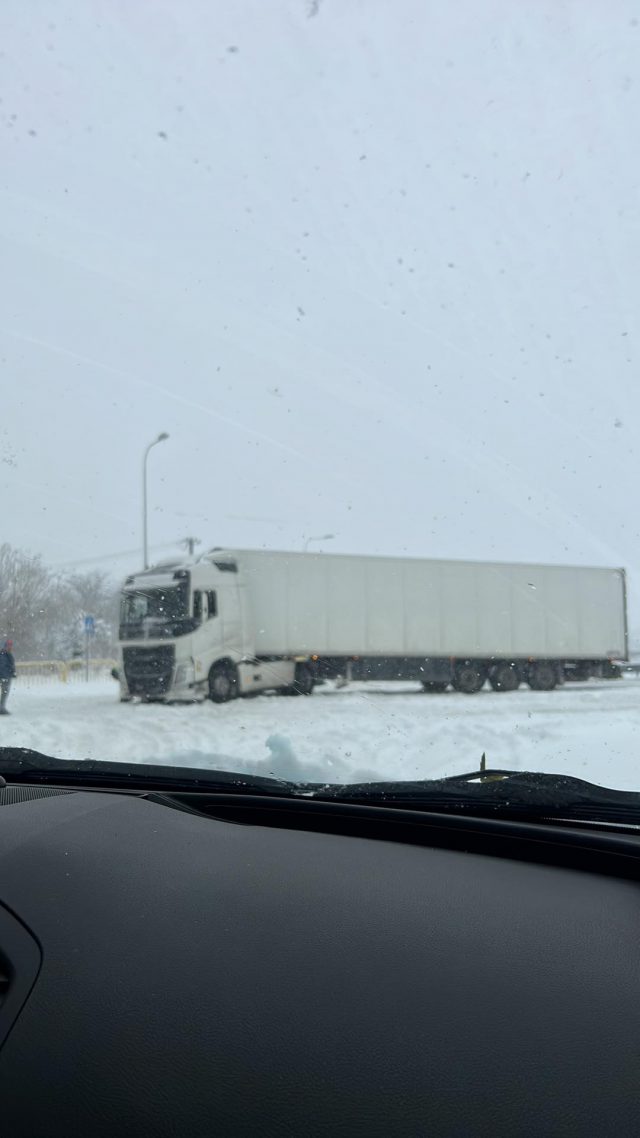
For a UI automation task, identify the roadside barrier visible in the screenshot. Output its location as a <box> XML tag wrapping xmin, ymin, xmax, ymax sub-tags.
<box><xmin>15</xmin><ymin>659</ymin><xmax>118</xmax><ymax>685</ymax></box>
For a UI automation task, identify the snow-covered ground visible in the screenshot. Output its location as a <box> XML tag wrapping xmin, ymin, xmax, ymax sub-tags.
<box><xmin>1</xmin><ymin>675</ymin><xmax>640</xmax><ymax>790</ymax></box>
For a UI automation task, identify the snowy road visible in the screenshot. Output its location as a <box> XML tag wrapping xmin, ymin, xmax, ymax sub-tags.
<box><xmin>1</xmin><ymin>675</ymin><xmax>640</xmax><ymax>790</ymax></box>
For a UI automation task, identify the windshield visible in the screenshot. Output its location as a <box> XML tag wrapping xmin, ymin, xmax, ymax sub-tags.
<box><xmin>2</xmin><ymin>3</ymin><xmax>640</xmax><ymax>799</ymax></box>
<box><xmin>121</xmin><ymin>586</ymin><xmax>188</xmax><ymax>626</ymax></box>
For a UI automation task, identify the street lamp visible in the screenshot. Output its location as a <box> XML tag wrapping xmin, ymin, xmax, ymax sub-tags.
<box><xmin>303</xmin><ymin>533</ymin><xmax>335</xmax><ymax>552</ymax></box>
<box><xmin>143</xmin><ymin>433</ymin><xmax>169</xmax><ymax>569</ymax></box>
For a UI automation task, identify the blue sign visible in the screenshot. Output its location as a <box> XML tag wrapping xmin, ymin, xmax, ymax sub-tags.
<box><xmin>84</xmin><ymin>615</ymin><xmax>96</xmax><ymax>635</ymax></box>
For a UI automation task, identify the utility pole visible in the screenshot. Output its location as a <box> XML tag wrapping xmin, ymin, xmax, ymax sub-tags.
<box><xmin>142</xmin><ymin>433</ymin><xmax>169</xmax><ymax>569</ymax></box>
<box><xmin>182</xmin><ymin>537</ymin><xmax>201</xmax><ymax>557</ymax></box>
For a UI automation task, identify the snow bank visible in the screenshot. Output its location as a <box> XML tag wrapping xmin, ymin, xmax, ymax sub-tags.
<box><xmin>1</xmin><ymin>676</ymin><xmax>640</xmax><ymax>791</ymax></box>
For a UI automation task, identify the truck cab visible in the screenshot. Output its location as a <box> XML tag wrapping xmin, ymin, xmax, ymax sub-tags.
<box><xmin>117</xmin><ymin>555</ymin><xmax>299</xmax><ymax>702</ymax></box>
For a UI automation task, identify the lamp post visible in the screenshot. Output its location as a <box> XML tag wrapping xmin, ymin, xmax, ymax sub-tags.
<box><xmin>303</xmin><ymin>533</ymin><xmax>334</xmax><ymax>552</ymax></box>
<box><xmin>143</xmin><ymin>433</ymin><xmax>169</xmax><ymax>569</ymax></box>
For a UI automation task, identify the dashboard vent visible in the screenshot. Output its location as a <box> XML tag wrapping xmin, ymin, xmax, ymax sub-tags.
<box><xmin>0</xmin><ymin>786</ymin><xmax>75</xmax><ymax>807</ymax></box>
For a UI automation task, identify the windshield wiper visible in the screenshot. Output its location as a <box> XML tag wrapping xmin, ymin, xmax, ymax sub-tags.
<box><xmin>311</xmin><ymin>769</ymin><xmax>640</xmax><ymax>825</ymax></box>
<box><xmin>1</xmin><ymin>749</ymin><xmax>639</xmax><ymax>826</ymax></box>
<box><xmin>0</xmin><ymin>748</ymin><xmax>298</xmax><ymax>796</ymax></box>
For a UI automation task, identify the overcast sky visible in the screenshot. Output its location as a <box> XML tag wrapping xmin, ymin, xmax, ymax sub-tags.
<box><xmin>1</xmin><ymin>1</ymin><xmax>640</xmax><ymax>622</ymax></box>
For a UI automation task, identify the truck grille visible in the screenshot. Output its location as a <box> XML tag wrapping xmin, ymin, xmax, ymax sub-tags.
<box><xmin>122</xmin><ymin>645</ymin><xmax>175</xmax><ymax>697</ymax></box>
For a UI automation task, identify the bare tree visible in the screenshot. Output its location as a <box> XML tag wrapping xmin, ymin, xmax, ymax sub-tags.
<box><xmin>0</xmin><ymin>545</ymin><xmax>119</xmax><ymax>660</ymax></box>
<box><xmin>0</xmin><ymin>544</ymin><xmax>56</xmax><ymax>658</ymax></box>
<box><xmin>61</xmin><ymin>570</ymin><xmax>118</xmax><ymax>658</ymax></box>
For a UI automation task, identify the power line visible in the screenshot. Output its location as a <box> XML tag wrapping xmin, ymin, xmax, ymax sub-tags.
<box><xmin>52</xmin><ymin>541</ymin><xmax>178</xmax><ymax>569</ymax></box>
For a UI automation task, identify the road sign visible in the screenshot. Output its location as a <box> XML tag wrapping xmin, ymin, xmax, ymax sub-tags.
<box><xmin>83</xmin><ymin>615</ymin><xmax>95</xmax><ymax>682</ymax></box>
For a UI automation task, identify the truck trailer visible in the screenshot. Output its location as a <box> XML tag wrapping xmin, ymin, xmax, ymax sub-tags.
<box><xmin>116</xmin><ymin>549</ymin><xmax>628</xmax><ymax>702</ymax></box>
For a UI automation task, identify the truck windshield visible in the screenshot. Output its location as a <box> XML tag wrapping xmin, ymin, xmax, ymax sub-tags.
<box><xmin>121</xmin><ymin>587</ymin><xmax>187</xmax><ymax>623</ymax></box>
<box><xmin>119</xmin><ymin>581</ymin><xmax>192</xmax><ymax>638</ymax></box>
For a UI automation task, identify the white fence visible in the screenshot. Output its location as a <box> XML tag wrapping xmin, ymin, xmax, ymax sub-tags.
<box><xmin>15</xmin><ymin>659</ymin><xmax>118</xmax><ymax>686</ymax></box>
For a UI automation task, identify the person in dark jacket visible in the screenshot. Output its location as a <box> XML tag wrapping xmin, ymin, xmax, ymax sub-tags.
<box><xmin>0</xmin><ymin>639</ymin><xmax>16</xmax><ymax>714</ymax></box>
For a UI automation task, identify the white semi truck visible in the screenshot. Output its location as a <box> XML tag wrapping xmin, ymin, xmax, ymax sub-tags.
<box><xmin>116</xmin><ymin>549</ymin><xmax>628</xmax><ymax>702</ymax></box>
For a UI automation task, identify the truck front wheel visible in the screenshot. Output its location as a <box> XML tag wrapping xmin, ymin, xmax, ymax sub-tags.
<box><xmin>208</xmin><ymin>662</ymin><xmax>238</xmax><ymax>703</ymax></box>
<box><xmin>452</xmin><ymin>662</ymin><xmax>487</xmax><ymax>694</ymax></box>
<box><xmin>528</xmin><ymin>661</ymin><xmax>557</xmax><ymax>691</ymax></box>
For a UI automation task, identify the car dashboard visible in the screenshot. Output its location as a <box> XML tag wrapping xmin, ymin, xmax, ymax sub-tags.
<box><xmin>0</xmin><ymin>779</ymin><xmax>639</xmax><ymax>1136</ymax></box>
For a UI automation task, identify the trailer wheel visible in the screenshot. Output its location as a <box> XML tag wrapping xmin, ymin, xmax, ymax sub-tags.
<box><xmin>208</xmin><ymin>662</ymin><xmax>238</xmax><ymax>703</ymax></box>
<box><xmin>489</xmin><ymin>663</ymin><xmax>519</xmax><ymax>692</ymax></box>
<box><xmin>421</xmin><ymin>681</ymin><xmax>448</xmax><ymax>693</ymax></box>
<box><xmin>528</xmin><ymin>661</ymin><xmax>557</xmax><ymax>691</ymax></box>
<box><xmin>452</xmin><ymin>662</ymin><xmax>487</xmax><ymax>694</ymax></box>
<box><xmin>289</xmin><ymin>663</ymin><xmax>315</xmax><ymax>696</ymax></box>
